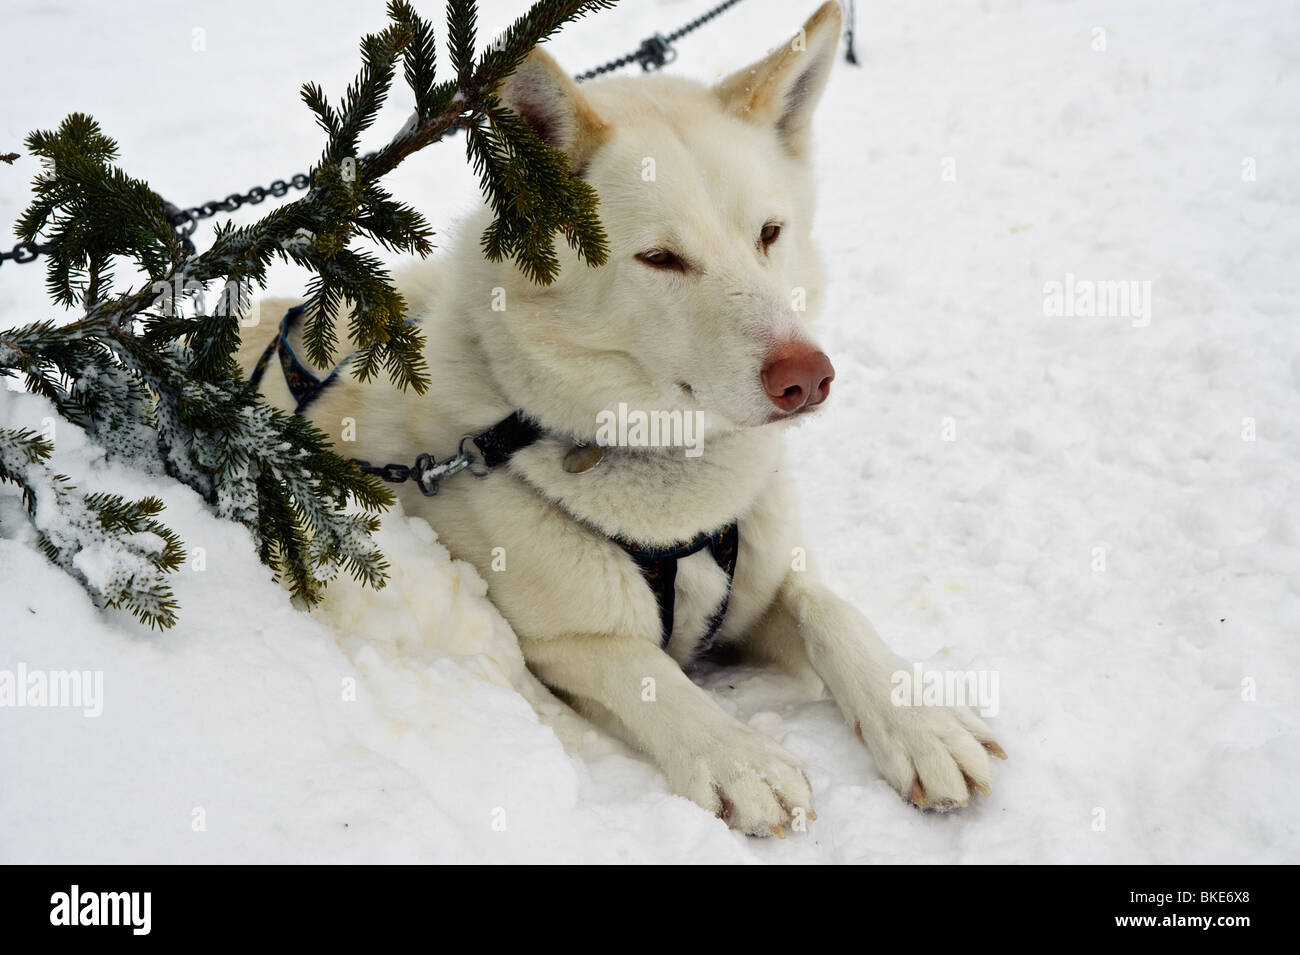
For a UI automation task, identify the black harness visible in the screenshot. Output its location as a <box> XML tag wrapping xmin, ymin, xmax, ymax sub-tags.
<box><xmin>248</xmin><ymin>304</ymin><xmax>342</xmax><ymax>416</ymax></box>
<box><xmin>251</xmin><ymin>306</ymin><xmax>739</xmax><ymax>651</ymax></box>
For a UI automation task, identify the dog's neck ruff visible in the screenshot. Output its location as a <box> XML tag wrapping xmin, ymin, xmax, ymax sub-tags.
<box><xmin>251</xmin><ymin>305</ymin><xmax>740</xmax><ymax>651</ymax></box>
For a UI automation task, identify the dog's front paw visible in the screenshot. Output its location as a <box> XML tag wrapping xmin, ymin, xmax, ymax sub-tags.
<box><xmin>668</xmin><ymin>730</ymin><xmax>815</xmax><ymax>837</ymax></box>
<box><xmin>853</xmin><ymin>699</ymin><xmax>1006</xmax><ymax>811</ymax></box>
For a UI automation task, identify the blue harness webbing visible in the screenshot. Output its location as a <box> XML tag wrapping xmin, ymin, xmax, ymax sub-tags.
<box><xmin>247</xmin><ymin>304</ymin><xmax>343</xmax><ymax>416</ymax></box>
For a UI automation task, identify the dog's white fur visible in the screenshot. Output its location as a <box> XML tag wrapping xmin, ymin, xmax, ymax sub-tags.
<box><xmin>240</xmin><ymin>1</ymin><xmax>1002</xmax><ymax>835</ymax></box>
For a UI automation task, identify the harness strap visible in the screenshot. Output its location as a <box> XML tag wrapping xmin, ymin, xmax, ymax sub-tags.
<box><xmin>253</xmin><ymin>305</ymin><xmax>739</xmax><ymax>650</ymax></box>
<box><xmin>471</xmin><ymin>411</ymin><xmax>544</xmax><ymax>467</ymax></box>
<box><xmin>248</xmin><ymin>304</ymin><xmax>343</xmax><ymax>416</ymax></box>
<box><xmin>617</xmin><ymin>522</ymin><xmax>738</xmax><ymax>651</ymax></box>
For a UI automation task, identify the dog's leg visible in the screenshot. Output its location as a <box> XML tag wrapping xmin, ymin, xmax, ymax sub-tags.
<box><xmin>757</xmin><ymin>575</ymin><xmax>1006</xmax><ymax>809</ymax></box>
<box><xmin>522</xmin><ymin>632</ymin><xmax>814</xmax><ymax>836</ymax></box>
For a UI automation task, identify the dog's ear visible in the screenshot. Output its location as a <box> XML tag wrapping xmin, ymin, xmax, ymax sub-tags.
<box><xmin>714</xmin><ymin>1</ymin><xmax>842</xmax><ymax>157</ymax></box>
<box><xmin>497</xmin><ymin>46</ymin><xmax>608</xmax><ymax>169</ymax></box>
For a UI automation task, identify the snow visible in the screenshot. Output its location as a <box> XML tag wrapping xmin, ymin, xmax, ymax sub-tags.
<box><xmin>2</xmin><ymin>0</ymin><xmax>1298</xmax><ymax>863</ymax></box>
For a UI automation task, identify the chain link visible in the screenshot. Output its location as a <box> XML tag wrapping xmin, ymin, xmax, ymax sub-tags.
<box><xmin>159</xmin><ymin>169</ymin><xmax>323</xmax><ymax>256</ymax></box>
<box><xmin>574</xmin><ymin>0</ymin><xmax>746</xmax><ymax>81</ymax></box>
<box><xmin>0</xmin><ymin>241</ymin><xmax>53</xmax><ymax>267</ymax></box>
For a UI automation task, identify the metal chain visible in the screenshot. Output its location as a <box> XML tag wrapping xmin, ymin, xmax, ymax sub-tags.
<box><xmin>0</xmin><ymin>169</ymin><xmax>317</xmax><ymax>268</ymax></box>
<box><xmin>161</xmin><ymin>172</ymin><xmax>313</xmax><ymax>250</ymax></box>
<box><xmin>0</xmin><ymin>240</ymin><xmax>53</xmax><ymax>268</ymax></box>
<box><xmin>573</xmin><ymin>0</ymin><xmax>746</xmax><ymax>81</ymax></box>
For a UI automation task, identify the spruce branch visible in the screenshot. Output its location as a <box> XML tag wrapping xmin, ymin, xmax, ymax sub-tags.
<box><xmin>2</xmin><ymin>0</ymin><xmax>619</xmax><ymax>627</ymax></box>
<box><xmin>0</xmin><ymin>427</ymin><xmax>185</xmax><ymax>629</ymax></box>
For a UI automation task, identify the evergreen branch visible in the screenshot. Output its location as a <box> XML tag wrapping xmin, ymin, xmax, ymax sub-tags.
<box><xmin>2</xmin><ymin>0</ymin><xmax>619</xmax><ymax>628</ymax></box>
<box><xmin>472</xmin><ymin>0</ymin><xmax>617</xmax><ymax>92</ymax></box>
<box><xmin>388</xmin><ymin>0</ymin><xmax>438</xmax><ymax>118</ymax></box>
<box><xmin>0</xmin><ymin>426</ymin><xmax>184</xmax><ymax>629</ymax></box>
<box><xmin>447</xmin><ymin>0</ymin><xmax>478</xmax><ymax>81</ymax></box>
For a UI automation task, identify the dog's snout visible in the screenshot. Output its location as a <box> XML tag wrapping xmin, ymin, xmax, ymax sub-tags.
<box><xmin>761</xmin><ymin>345</ymin><xmax>835</xmax><ymax>413</ymax></box>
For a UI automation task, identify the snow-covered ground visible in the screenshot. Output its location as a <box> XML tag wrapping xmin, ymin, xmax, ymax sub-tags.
<box><xmin>2</xmin><ymin>0</ymin><xmax>1298</xmax><ymax>863</ymax></box>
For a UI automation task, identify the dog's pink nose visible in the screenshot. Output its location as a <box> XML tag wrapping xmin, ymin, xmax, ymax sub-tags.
<box><xmin>761</xmin><ymin>345</ymin><xmax>835</xmax><ymax>413</ymax></box>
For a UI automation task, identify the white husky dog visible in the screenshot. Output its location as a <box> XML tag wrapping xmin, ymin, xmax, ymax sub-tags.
<box><xmin>241</xmin><ymin>1</ymin><xmax>1004</xmax><ymax>836</ymax></box>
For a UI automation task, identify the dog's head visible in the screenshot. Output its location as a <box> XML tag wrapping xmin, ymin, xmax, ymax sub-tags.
<box><xmin>492</xmin><ymin>2</ymin><xmax>841</xmax><ymax>434</ymax></box>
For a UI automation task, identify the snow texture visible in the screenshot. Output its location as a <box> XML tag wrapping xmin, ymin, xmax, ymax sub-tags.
<box><xmin>2</xmin><ymin>0</ymin><xmax>1298</xmax><ymax>862</ymax></box>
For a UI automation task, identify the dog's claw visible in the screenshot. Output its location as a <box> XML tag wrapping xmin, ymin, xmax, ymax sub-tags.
<box><xmin>789</xmin><ymin>775</ymin><xmax>818</xmax><ymax>825</ymax></box>
<box><xmin>982</xmin><ymin>740</ymin><xmax>1008</xmax><ymax>760</ymax></box>
<box><xmin>963</xmin><ymin>772</ymin><xmax>992</xmax><ymax>798</ymax></box>
<box><xmin>714</xmin><ymin>787</ymin><xmax>734</xmax><ymax>825</ymax></box>
<box><xmin>854</xmin><ymin>721</ymin><xmax>864</xmax><ymax>743</ymax></box>
<box><xmin>907</xmin><ymin>778</ymin><xmax>928</xmax><ymax>808</ymax></box>
<box><xmin>770</xmin><ymin>824</ymin><xmax>787</xmax><ymax>839</ymax></box>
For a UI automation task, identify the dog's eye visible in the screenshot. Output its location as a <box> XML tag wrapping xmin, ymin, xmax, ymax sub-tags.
<box><xmin>637</xmin><ymin>249</ymin><xmax>683</xmax><ymax>270</ymax></box>
<box><xmin>760</xmin><ymin>222</ymin><xmax>781</xmax><ymax>248</ymax></box>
